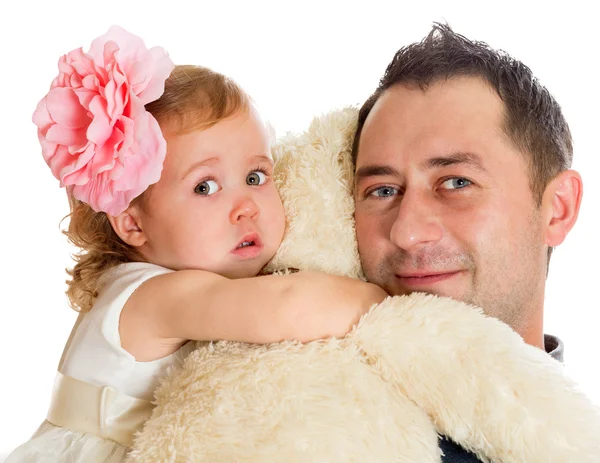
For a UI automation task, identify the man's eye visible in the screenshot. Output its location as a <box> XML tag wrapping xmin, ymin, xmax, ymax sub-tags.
<box><xmin>440</xmin><ymin>177</ymin><xmax>472</xmax><ymax>190</ymax></box>
<box><xmin>368</xmin><ymin>186</ymin><xmax>399</xmax><ymax>198</ymax></box>
<box><xmin>247</xmin><ymin>171</ymin><xmax>267</xmax><ymax>186</ymax></box>
<box><xmin>194</xmin><ymin>180</ymin><xmax>220</xmax><ymax>196</ymax></box>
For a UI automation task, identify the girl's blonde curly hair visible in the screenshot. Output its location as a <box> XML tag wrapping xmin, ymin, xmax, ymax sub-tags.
<box><xmin>64</xmin><ymin>65</ymin><xmax>250</xmax><ymax>312</ymax></box>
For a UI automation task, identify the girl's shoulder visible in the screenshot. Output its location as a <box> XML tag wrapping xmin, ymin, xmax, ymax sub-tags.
<box><xmin>98</xmin><ymin>262</ymin><xmax>173</xmax><ymax>295</ymax></box>
<box><xmin>88</xmin><ymin>262</ymin><xmax>174</xmax><ymax>323</ymax></box>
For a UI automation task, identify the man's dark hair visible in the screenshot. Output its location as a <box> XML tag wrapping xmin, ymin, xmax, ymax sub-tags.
<box><xmin>352</xmin><ymin>23</ymin><xmax>573</xmax><ymax>206</ymax></box>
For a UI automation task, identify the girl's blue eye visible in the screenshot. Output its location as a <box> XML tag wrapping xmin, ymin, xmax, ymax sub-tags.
<box><xmin>247</xmin><ymin>171</ymin><xmax>267</xmax><ymax>186</ymax></box>
<box><xmin>441</xmin><ymin>177</ymin><xmax>472</xmax><ymax>190</ymax></box>
<box><xmin>194</xmin><ymin>180</ymin><xmax>220</xmax><ymax>196</ymax></box>
<box><xmin>369</xmin><ymin>186</ymin><xmax>398</xmax><ymax>198</ymax></box>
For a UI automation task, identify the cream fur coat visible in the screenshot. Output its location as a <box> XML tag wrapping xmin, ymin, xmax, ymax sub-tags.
<box><xmin>127</xmin><ymin>108</ymin><xmax>600</xmax><ymax>462</ymax></box>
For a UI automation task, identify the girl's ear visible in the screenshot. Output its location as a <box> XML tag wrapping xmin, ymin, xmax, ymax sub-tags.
<box><xmin>107</xmin><ymin>204</ymin><xmax>148</xmax><ymax>248</ymax></box>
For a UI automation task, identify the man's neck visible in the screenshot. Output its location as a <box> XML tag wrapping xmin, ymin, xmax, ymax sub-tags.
<box><xmin>520</xmin><ymin>306</ymin><xmax>545</xmax><ymax>350</ymax></box>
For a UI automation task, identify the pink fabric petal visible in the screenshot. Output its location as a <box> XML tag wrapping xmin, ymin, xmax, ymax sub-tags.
<box><xmin>72</xmin><ymin>179</ymin><xmax>103</xmax><ymax>212</ymax></box>
<box><xmin>69</xmin><ymin>52</ymin><xmax>96</xmax><ymax>80</ymax></box>
<box><xmin>32</xmin><ymin>98</ymin><xmax>54</xmax><ymax>133</ymax></box>
<box><xmin>109</xmin><ymin>190</ymin><xmax>135</xmax><ymax>215</ymax></box>
<box><xmin>73</xmin><ymin>169</ymin><xmax>128</xmax><ymax>216</ymax></box>
<box><xmin>123</xmin><ymin>113</ymin><xmax>165</xmax><ymax>190</ymax></box>
<box><xmin>39</xmin><ymin>132</ymin><xmax>58</xmax><ymax>163</ymax></box>
<box><xmin>46</xmin><ymin>88</ymin><xmax>89</xmax><ymax>129</ymax></box>
<box><xmin>82</xmin><ymin>74</ymin><xmax>100</xmax><ymax>91</ymax></box>
<box><xmin>104</xmin><ymin>69</ymin><xmax>127</xmax><ymax>120</ymax></box>
<box><xmin>89</xmin><ymin>26</ymin><xmax>144</xmax><ymax>65</ymax></box>
<box><xmin>61</xmin><ymin>143</ymin><xmax>96</xmax><ymax>185</ymax></box>
<box><xmin>56</xmin><ymin>53</ymin><xmax>76</xmax><ymax>79</ymax></box>
<box><xmin>91</xmin><ymin>129</ymin><xmax>123</xmax><ymax>174</ymax></box>
<box><xmin>119</xmin><ymin>115</ymin><xmax>135</xmax><ymax>155</ymax></box>
<box><xmin>101</xmin><ymin>40</ymin><xmax>120</xmax><ymax>70</ymax></box>
<box><xmin>74</xmin><ymin>87</ymin><xmax>96</xmax><ymax>109</ymax></box>
<box><xmin>128</xmin><ymin>60</ymin><xmax>152</xmax><ymax>97</ymax></box>
<box><xmin>86</xmin><ymin>95</ymin><xmax>112</xmax><ymax>146</ymax></box>
<box><xmin>68</xmin><ymin>73</ymin><xmax>83</xmax><ymax>88</ymax></box>
<box><xmin>45</xmin><ymin>124</ymin><xmax>87</xmax><ymax>147</ymax></box>
<box><xmin>135</xmin><ymin>46</ymin><xmax>174</xmax><ymax>104</ymax></box>
<box><xmin>48</xmin><ymin>145</ymin><xmax>75</xmax><ymax>181</ymax></box>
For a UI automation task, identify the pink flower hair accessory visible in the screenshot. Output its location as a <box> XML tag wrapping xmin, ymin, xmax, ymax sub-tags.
<box><xmin>33</xmin><ymin>26</ymin><xmax>174</xmax><ymax>216</ymax></box>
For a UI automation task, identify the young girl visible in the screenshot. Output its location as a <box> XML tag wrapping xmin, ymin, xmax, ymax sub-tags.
<box><xmin>6</xmin><ymin>26</ymin><xmax>386</xmax><ymax>462</ymax></box>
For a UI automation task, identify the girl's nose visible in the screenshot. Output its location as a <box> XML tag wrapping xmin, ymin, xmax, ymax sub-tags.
<box><xmin>229</xmin><ymin>195</ymin><xmax>260</xmax><ymax>223</ymax></box>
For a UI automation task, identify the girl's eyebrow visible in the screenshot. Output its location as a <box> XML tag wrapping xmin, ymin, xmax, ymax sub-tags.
<box><xmin>249</xmin><ymin>154</ymin><xmax>274</xmax><ymax>164</ymax></box>
<box><xmin>181</xmin><ymin>157</ymin><xmax>220</xmax><ymax>180</ymax></box>
<box><xmin>181</xmin><ymin>154</ymin><xmax>273</xmax><ymax>180</ymax></box>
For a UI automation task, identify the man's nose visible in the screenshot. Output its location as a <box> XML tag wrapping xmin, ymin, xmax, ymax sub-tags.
<box><xmin>389</xmin><ymin>191</ymin><xmax>443</xmax><ymax>251</ymax></box>
<box><xmin>229</xmin><ymin>194</ymin><xmax>260</xmax><ymax>223</ymax></box>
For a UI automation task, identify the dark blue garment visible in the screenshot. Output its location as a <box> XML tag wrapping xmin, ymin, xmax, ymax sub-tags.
<box><xmin>438</xmin><ymin>334</ymin><xmax>563</xmax><ymax>462</ymax></box>
<box><xmin>440</xmin><ymin>437</ymin><xmax>482</xmax><ymax>462</ymax></box>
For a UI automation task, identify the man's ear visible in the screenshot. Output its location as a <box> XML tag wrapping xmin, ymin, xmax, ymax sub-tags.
<box><xmin>542</xmin><ymin>169</ymin><xmax>583</xmax><ymax>247</ymax></box>
<box><xmin>107</xmin><ymin>204</ymin><xmax>148</xmax><ymax>248</ymax></box>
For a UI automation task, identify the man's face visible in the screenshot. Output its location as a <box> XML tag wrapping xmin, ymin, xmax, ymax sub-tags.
<box><xmin>354</xmin><ymin>77</ymin><xmax>548</xmax><ymax>332</ymax></box>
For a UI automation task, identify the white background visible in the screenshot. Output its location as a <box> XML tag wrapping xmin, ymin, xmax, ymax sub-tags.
<box><xmin>1</xmin><ymin>0</ymin><xmax>598</xmax><ymax>457</ymax></box>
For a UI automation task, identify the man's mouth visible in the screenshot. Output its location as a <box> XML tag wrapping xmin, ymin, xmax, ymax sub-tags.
<box><xmin>395</xmin><ymin>270</ymin><xmax>462</xmax><ymax>286</ymax></box>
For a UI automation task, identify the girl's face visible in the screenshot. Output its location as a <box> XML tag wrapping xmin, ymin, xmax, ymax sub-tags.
<box><xmin>133</xmin><ymin>108</ymin><xmax>285</xmax><ymax>278</ymax></box>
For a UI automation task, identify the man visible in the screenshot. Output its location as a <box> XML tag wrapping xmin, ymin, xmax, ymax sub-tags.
<box><xmin>352</xmin><ymin>24</ymin><xmax>582</xmax><ymax>462</ymax></box>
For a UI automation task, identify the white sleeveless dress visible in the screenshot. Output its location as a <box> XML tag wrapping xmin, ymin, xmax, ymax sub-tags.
<box><xmin>5</xmin><ymin>262</ymin><xmax>195</xmax><ymax>462</ymax></box>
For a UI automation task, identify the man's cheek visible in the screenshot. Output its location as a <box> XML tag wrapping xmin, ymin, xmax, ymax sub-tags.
<box><xmin>448</xmin><ymin>207</ymin><xmax>497</xmax><ymax>248</ymax></box>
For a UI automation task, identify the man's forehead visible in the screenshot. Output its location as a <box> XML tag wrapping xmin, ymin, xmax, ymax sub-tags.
<box><xmin>367</xmin><ymin>76</ymin><xmax>501</xmax><ymax>122</ymax></box>
<box><xmin>356</xmin><ymin>77</ymin><xmax>507</xmax><ymax>167</ymax></box>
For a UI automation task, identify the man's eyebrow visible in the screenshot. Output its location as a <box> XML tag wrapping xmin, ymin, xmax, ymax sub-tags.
<box><xmin>354</xmin><ymin>152</ymin><xmax>486</xmax><ymax>183</ymax></box>
<box><xmin>354</xmin><ymin>165</ymin><xmax>400</xmax><ymax>183</ymax></box>
<box><xmin>423</xmin><ymin>152</ymin><xmax>487</xmax><ymax>172</ymax></box>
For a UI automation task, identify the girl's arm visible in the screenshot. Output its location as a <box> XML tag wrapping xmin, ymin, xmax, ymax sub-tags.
<box><xmin>119</xmin><ymin>270</ymin><xmax>387</xmax><ymax>360</ymax></box>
